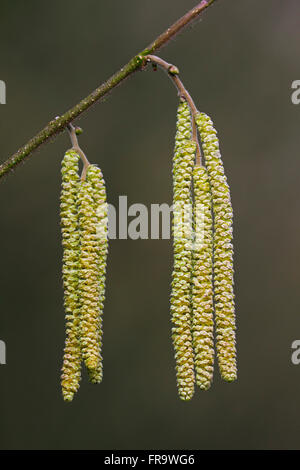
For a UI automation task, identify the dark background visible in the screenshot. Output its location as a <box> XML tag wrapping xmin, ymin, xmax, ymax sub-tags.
<box><xmin>0</xmin><ymin>0</ymin><xmax>299</xmax><ymax>450</ymax></box>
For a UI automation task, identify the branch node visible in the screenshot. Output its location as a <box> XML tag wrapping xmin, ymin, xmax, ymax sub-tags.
<box><xmin>168</xmin><ymin>65</ymin><xmax>179</xmax><ymax>75</ymax></box>
<box><xmin>75</xmin><ymin>126</ymin><xmax>83</xmax><ymax>136</ymax></box>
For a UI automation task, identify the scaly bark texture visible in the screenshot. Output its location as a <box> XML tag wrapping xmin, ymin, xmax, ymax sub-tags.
<box><xmin>192</xmin><ymin>165</ymin><xmax>214</xmax><ymax>390</ymax></box>
<box><xmin>60</xmin><ymin>149</ymin><xmax>82</xmax><ymax>402</ymax></box>
<box><xmin>171</xmin><ymin>100</ymin><xmax>195</xmax><ymax>401</ymax></box>
<box><xmin>195</xmin><ymin>112</ymin><xmax>237</xmax><ymax>383</ymax></box>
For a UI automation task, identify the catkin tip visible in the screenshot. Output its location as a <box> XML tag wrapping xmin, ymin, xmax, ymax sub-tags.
<box><xmin>62</xmin><ymin>392</ymin><xmax>74</xmax><ymax>403</ymax></box>
<box><xmin>88</xmin><ymin>369</ymin><xmax>103</xmax><ymax>384</ymax></box>
<box><xmin>223</xmin><ymin>374</ymin><xmax>237</xmax><ymax>383</ymax></box>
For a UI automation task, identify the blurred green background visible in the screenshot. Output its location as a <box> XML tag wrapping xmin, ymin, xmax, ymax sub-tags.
<box><xmin>0</xmin><ymin>0</ymin><xmax>300</xmax><ymax>450</ymax></box>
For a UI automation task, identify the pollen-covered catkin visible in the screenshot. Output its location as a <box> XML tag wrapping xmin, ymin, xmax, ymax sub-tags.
<box><xmin>85</xmin><ymin>165</ymin><xmax>108</xmax><ymax>384</ymax></box>
<box><xmin>195</xmin><ymin>112</ymin><xmax>237</xmax><ymax>383</ymax></box>
<box><xmin>175</xmin><ymin>99</ymin><xmax>192</xmax><ymax>149</ymax></box>
<box><xmin>171</xmin><ymin>100</ymin><xmax>196</xmax><ymax>400</ymax></box>
<box><xmin>77</xmin><ymin>177</ymin><xmax>103</xmax><ymax>372</ymax></box>
<box><xmin>60</xmin><ymin>149</ymin><xmax>82</xmax><ymax>402</ymax></box>
<box><xmin>192</xmin><ymin>165</ymin><xmax>214</xmax><ymax>390</ymax></box>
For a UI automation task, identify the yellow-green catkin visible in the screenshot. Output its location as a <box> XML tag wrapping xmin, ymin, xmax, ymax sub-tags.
<box><xmin>195</xmin><ymin>112</ymin><xmax>237</xmax><ymax>383</ymax></box>
<box><xmin>60</xmin><ymin>149</ymin><xmax>82</xmax><ymax>402</ymax></box>
<box><xmin>85</xmin><ymin>165</ymin><xmax>108</xmax><ymax>384</ymax></box>
<box><xmin>192</xmin><ymin>165</ymin><xmax>214</xmax><ymax>390</ymax></box>
<box><xmin>175</xmin><ymin>99</ymin><xmax>193</xmax><ymax>150</ymax></box>
<box><xmin>77</xmin><ymin>176</ymin><xmax>103</xmax><ymax>372</ymax></box>
<box><xmin>171</xmin><ymin>100</ymin><xmax>196</xmax><ymax>401</ymax></box>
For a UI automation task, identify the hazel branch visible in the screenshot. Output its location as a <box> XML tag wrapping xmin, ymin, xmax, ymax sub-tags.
<box><xmin>0</xmin><ymin>0</ymin><xmax>218</xmax><ymax>179</ymax></box>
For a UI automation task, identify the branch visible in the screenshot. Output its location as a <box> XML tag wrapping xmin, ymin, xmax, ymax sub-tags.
<box><xmin>0</xmin><ymin>0</ymin><xmax>218</xmax><ymax>180</ymax></box>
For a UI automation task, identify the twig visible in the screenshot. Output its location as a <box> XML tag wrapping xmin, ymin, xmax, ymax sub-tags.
<box><xmin>145</xmin><ymin>55</ymin><xmax>202</xmax><ymax>165</ymax></box>
<box><xmin>0</xmin><ymin>0</ymin><xmax>218</xmax><ymax>179</ymax></box>
<box><xmin>67</xmin><ymin>124</ymin><xmax>90</xmax><ymax>180</ymax></box>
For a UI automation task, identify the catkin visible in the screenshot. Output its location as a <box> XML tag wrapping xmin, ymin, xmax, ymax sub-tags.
<box><xmin>60</xmin><ymin>149</ymin><xmax>82</xmax><ymax>402</ymax></box>
<box><xmin>171</xmin><ymin>100</ymin><xmax>196</xmax><ymax>401</ymax></box>
<box><xmin>77</xmin><ymin>177</ymin><xmax>103</xmax><ymax>372</ymax></box>
<box><xmin>174</xmin><ymin>99</ymin><xmax>193</xmax><ymax>149</ymax></box>
<box><xmin>192</xmin><ymin>165</ymin><xmax>214</xmax><ymax>390</ymax></box>
<box><xmin>85</xmin><ymin>165</ymin><xmax>108</xmax><ymax>384</ymax></box>
<box><xmin>195</xmin><ymin>112</ymin><xmax>237</xmax><ymax>383</ymax></box>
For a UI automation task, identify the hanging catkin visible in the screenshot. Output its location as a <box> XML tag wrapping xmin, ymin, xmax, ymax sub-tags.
<box><xmin>85</xmin><ymin>164</ymin><xmax>108</xmax><ymax>384</ymax></box>
<box><xmin>60</xmin><ymin>149</ymin><xmax>82</xmax><ymax>402</ymax></box>
<box><xmin>195</xmin><ymin>112</ymin><xmax>237</xmax><ymax>383</ymax></box>
<box><xmin>174</xmin><ymin>99</ymin><xmax>193</xmax><ymax>150</ymax></box>
<box><xmin>171</xmin><ymin>100</ymin><xmax>195</xmax><ymax>401</ymax></box>
<box><xmin>192</xmin><ymin>165</ymin><xmax>214</xmax><ymax>390</ymax></box>
<box><xmin>77</xmin><ymin>175</ymin><xmax>103</xmax><ymax>373</ymax></box>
